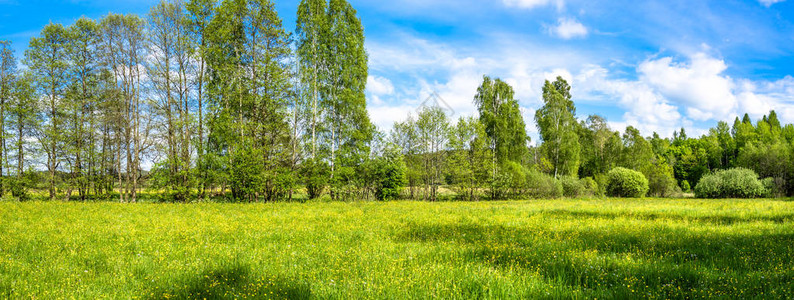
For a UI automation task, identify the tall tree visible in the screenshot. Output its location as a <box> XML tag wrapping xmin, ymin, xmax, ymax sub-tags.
<box><xmin>64</xmin><ymin>18</ymin><xmax>101</xmax><ymax>200</ymax></box>
<box><xmin>148</xmin><ymin>0</ymin><xmax>196</xmax><ymax>201</ymax></box>
<box><xmin>100</xmin><ymin>14</ymin><xmax>149</xmax><ymax>202</ymax></box>
<box><xmin>324</xmin><ymin>0</ymin><xmax>372</xmax><ymax>199</ymax></box>
<box><xmin>9</xmin><ymin>73</ymin><xmax>37</xmax><ymax>200</ymax></box>
<box><xmin>535</xmin><ymin>76</ymin><xmax>580</xmax><ymax>178</ymax></box>
<box><xmin>448</xmin><ymin>117</ymin><xmax>490</xmax><ymax>201</ymax></box>
<box><xmin>620</xmin><ymin>126</ymin><xmax>653</xmax><ymax>172</ymax></box>
<box><xmin>205</xmin><ymin>0</ymin><xmax>294</xmax><ymax>202</ymax></box>
<box><xmin>415</xmin><ymin>107</ymin><xmax>450</xmax><ymax>201</ymax></box>
<box><xmin>185</xmin><ymin>0</ymin><xmax>215</xmax><ymax>199</ymax></box>
<box><xmin>473</xmin><ymin>76</ymin><xmax>528</xmax><ymax>189</ymax></box>
<box><xmin>25</xmin><ymin>23</ymin><xmax>70</xmax><ymax>200</ymax></box>
<box><xmin>296</xmin><ymin>0</ymin><xmax>328</xmax><ymax>159</ymax></box>
<box><xmin>0</xmin><ymin>41</ymin><xmax>15</xmax><ymax>197</ymax></box>
<box><xmin>390</xmin><ymin>116</ymin><xmax>420</xmax><ymax>199</ymax></box>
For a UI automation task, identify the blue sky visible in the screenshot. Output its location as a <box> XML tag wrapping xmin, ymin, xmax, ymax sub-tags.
<box><xmin>2</xmin><ymin>0</ymin><xmax>794</xmax><ymax>141</ymax></box>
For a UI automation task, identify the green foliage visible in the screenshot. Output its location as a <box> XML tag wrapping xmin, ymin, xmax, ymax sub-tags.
<box><xmin>645</xmin><ymin>156</ymin><xmax>680</xmax><ymax>197</ymax></box>
<box><xmin>447</xmin><ymin>117</ymin><xmax>490</xmax><ymax>201</ymax></box>
<box><xmin>525</xmin><ymin>168</ymin><xmax>563</xmax><ymax>198</ymax></box>
<box><xmin>606</xmin><ymin>167</ymin><xmax>649</xmax><ymax>198</ymax></box>
<box><xmin>578</xmin><ymin>115</ymin><xmax>621</xmax><ymax>178</ymax></box>
<box><xmin>371</xmin><ymin>146</ymin><xmax>407</xmax><ymax>201</ymax></box>
<box><xmin>300</xmin><ymin>158</ymin><xmax>330</xmax><ymax>199</ymax></box>
<box><xmin>581</xmin><ymin>177</ymin><xmax>598</xmax><ymax>196</ymax></box>
<box><xmin>694</xmin><ymin>168</ymin><xmax>766</xmax><ymax>199</ymax></box>
<box><xmin>736</xmin><ymin>140</ymin><xmax>792</xmax><ymax>194</ymax></box>
<box><xmin>560</xmin><ymin>176</ymin><xmax>586</xmax><ymax>198</ymax></box>
<box><xmin>473</xmin><ymin>76</ymin><xmax>528</xmax><ymax>166</ymax></box>
<box><xmin>536</xmin><ymin>77</ymin><xmax>580</xmax><ymax>178</ymax></box>
<box><xmin>681</xmin><ymin>180</ymin><xmax>691</xmax><ymax>193</ymax></box>
<box><xmin>761</xmin><ymin>177</ymin><xmax>782</xmax><ymax>198</ymax></box>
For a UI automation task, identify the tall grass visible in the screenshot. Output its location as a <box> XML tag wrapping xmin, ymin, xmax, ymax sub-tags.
<box><xmin>1</xmin><ymin>198</ymin><xmax>793</xmax><ymax>298</ymax></box>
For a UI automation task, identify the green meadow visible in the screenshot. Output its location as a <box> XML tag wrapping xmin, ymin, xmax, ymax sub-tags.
<box><xmin>1</xmin><ymin>199</ymin><xmax>793</xmax><ymax>299</ymax></box>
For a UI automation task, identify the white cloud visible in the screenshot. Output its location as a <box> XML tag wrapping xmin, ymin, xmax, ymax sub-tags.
<box><xmin>502</xmin><ymin>0</ymin><xmax>563</xmax><ymax>10</ymax></box>
<box><xmin>547</xmin><ymin>18</ymin><xmax>588</xmax><ymax>40</ymax></box>
<box><xmin>367</xmin><ymin>33</ymin><xmax>794</xmax><ymax>140</ymax></box>
<box><xmin>759</xmin><ymin>0</ymin><xmax>785</xmax><ymax>7</ymax></box>
<box><xmin>367</xmin><ymin>75</ymin><xmax>394</xmax><ymax>96</ymax></box>
<box><xmin>571</xmin><ymin>64</ymin><xmax>684</xmax><ymax>137</ymax></box>
<box><xmin>367</xmin><ymin>104</ymin><xmax>416</xmax><ymax>130</ymax></box>
<box><xmin>638</xmin><ymin>53</ymin><xmax>736</xmax><ymax>121</ymax></box>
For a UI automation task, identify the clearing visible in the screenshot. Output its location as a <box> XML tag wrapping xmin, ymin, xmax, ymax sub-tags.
<box><xmin>1</xmin><ymin>198</ymin><xmax>793</xmax><ymax>299</ymax></box>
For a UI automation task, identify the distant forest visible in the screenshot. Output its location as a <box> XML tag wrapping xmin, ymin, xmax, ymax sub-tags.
<box><xmin>0</xmin><ymin>0</ymin><xmax>789</xmax><ymax>202</ymax></box>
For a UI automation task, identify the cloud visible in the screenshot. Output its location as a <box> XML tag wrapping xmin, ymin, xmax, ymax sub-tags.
<box><xmin>547</xmin><ymin>18</ymin><xmax>588</xmax><ymax>39</ymax></box>
<box><xmin>367</xmin><ymin>31</ymin><xmax>794</xmax><ymax>140</ymax></box>
<box><xmin>759</xmin><ymin>0</ymin><xmax>785</xmax><ymax>7</ymax></box>
<box><xmin>367</xmin><ymin>76</ymin><xmax>395</xmax><ymax>96</ymax></box>
<box><xmin>502</xmin><ymin>0</ymin><xmax>563</xmax><ymax>10</ymax></box>
<box><xmin>638</xmin><ymin>53</ymin><xmax>736</xmax><ymax>121</ymax></box>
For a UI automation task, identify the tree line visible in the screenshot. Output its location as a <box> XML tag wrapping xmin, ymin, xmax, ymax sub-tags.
<box><xmin>0</xmin><ymin>0</ymin><xmax>790</xmax><ymax>202</ymax></box>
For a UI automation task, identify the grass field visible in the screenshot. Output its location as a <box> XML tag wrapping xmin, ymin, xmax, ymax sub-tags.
<box><xmin>1</xmin><ymin>199</ymin><xmax>794</xmax><ymax>299</ymax></box>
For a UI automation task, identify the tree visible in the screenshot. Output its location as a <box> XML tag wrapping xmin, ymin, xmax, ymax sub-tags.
<box><xmin>620</xmin><ymin>126</ymin><xmax>653</xmax><ymax>171</ymax></box>
<box><xmin>296</xmin><ymin>0</ymin><xmax>328</xmax><ymax>159</ymax></box>
<box><xmin>447</xmin><ymin>117</ymin><xmax>490</xmax><ymax>200</ymax></box>
<box><xmin>535</xmin><ymin>76</ymin><xmax>579</xmax><ymax>178</ymax></box>
<box><xmin>415</xmin><ymin>107</ymin><xmax>450</xmax><ymax>201</ymax></box>
<box><xmin>8</xmin><ymin>73</ymin><xmax>38</xmax><ymax>200</ymax></box>
<box><xmin>324</xmin><ymin>0</ymin><xmax>372</xmax><ymax>199</ymax></box>
<box><xmin>186</xmin><ymin>0</ymin><xmax>215</xmax><ymax>200</ymax></box>
<box><xmin>25</xmin><ymin>23</ymin><xmax>70</xmax><ymax>200</ymax></box>
<box><xmin>473</xmin><ymin>76</ymin><xmax>528</xmax><ymax>199</ymax></box>
<box><xmin>578</xmin><ymin>115</ymin><xmax>621</xmax><ymax>178</ymax></box>
<box><xmin>0</xmin><ymin>40</ymin><xmax>15</xmax><ymax>197</ymax></box>
<box><xmin>147</xmin><ymin>0</ymin><xmax>196</xmax><ymax>201</ymax></box>
<box><xmin>64</xmin><ymin>18</ymin><xmax>102</xmax><ymax>200</ymax></box>
<box><xmin>99</xmin><ymin>14</ymin><xmax>149</xmax><ymax>202</ymax></box>
<box><xmin>204</xmin><ymin>0</ymin><xmax>294</xmax><ymax>202</ymax></box>
<box><xmin>390</xmin><ymin>116</ymin><xmax>420</xmax><ymax>199</ymax></box>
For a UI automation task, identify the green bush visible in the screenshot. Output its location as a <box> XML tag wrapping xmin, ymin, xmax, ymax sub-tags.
<box><xmin>526</xmin><ymin>169</ymin><xmax>562</xmax><ymax>198</ymax></box>
<box><xmin>300</xmin><ymin>158</ymin><xmax>330</xmax><ymax>200</ymax></box>
<box><xmin>593</xmin><ymin>173</ymin><xmax>608</xmax><ymax>197</ymax></box>
<box><xmin>645</xmin><ymin>157</ymin><xmax>680</xmax><ymax>197</ymax></box>
<box><xmin>560</xmin><ymin>176</ymin><xmax>585</xmax><ymax>197</ymax></box>
<box><xmin>371</xmin><ymin>150</ymin><xmax>407</xmax><ymax>201</ymax></box>
<box><xmin>582</xmin><ymin>177</ymin><xmax>598</xmax><ymax>196</ymax></box>
<box><xmin>694</xmin><ymin>168</ymin><xmax>765</xmax><ymax>198</ymax></box>
<box><xmin>680</xmin><ymin>180</ymin><xmax>691</xmax><ymax>193</ymax></box>
<box><xmin>761</xmin><ymin>178</ymin><xmax>778</xmax><ymax>198</ymax></box>
<box><xmin>606</xmin><ymin>167</ymin><xmax>649</xmax><ymax>198</ymax></box>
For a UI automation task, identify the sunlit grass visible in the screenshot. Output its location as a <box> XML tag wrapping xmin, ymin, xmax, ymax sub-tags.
<box><xmin>1</xmin><ymin>198</ymin><xmax>793</xmax><ymax>298</ymax></box>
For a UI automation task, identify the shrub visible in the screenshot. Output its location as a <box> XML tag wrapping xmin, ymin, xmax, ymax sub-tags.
<box><xmin>645</xmin><ymin>157</ymin><xmax>680</xmax><ymax>197</ymax></box>
<box><xmin>560</xmin><ymin>176</ymin><xmax>585</xmax><ymax>197</ymax></box>
<box><xmin>593</xmin><ymin>173</ymin><xmax>608</xmax><ymax>196</ymax></box>
<box><xmin>761</xmin><ymin>178</ymin><xmax>778</xmax><ymax>198</ymax></box>
<box><xmin>582</xmin><ymin>177</ymin><xmax>598</xmax><ymax>196</ymax></box>
<box><xmin>606</xmin><ymin>167</ymin><xmax>649</xmax><ymax>198</ymax></box>
<box><xmin>680</xmin><ymin>180</ymin><xmax>691</xmax><ymax>193</ymax></box>
<box><xmin>300</xmin><ymin>158</ymin><xmax>330</xmax><ymax>199</ymax></box>
<box><xmin>526</xmin><ymin>169</ymin><xmax>562</xmax><ymax>198</ymax></box>
<box><xmin>371</xmin><ymin>151</ymin><xmax>407</xmax><ymax>201</ymax></box>
<box><xmin>694</xmin><ymin>168</ymin><xmax>765</xmax><ymax>198</ymax></box>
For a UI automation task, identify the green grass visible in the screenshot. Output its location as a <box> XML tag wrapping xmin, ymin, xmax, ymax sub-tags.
<box><xmin>1</xmin><ymin>198</ymin><xmax>793</xmax><ymax>299</ymax></box>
